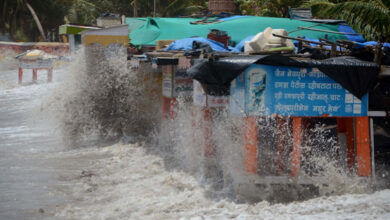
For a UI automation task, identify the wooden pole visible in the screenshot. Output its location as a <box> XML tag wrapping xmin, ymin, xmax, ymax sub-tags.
<box><xmin>153</xmin><ymin>0</ymin><xmax>156</xmax><ymax>17</ymax></box>
<box><xmin>345</xmin><ymin>118</ymin><xmax>355</xmax><ymax>170</ymax></box>
<box><xmin>32</xmin><ymin>69</ymin><xmax>38</xmax><ymax>82</ymax></box>
<box><xmin>133</xmin><ymin>0</ymin><xmax>138</xmax><ymax>17</ymax></box>
<box><xmin>374</xmin><ymin>40</ymin><xmax>382</xmax><ymax>65</ymax></box>
<box><xmin>18</xmin><ymin>68</ymin><xmax>23</xmax><ymax>85</ymax></box>
<box><xmin>47</xmin><ymin>68</ymin><xmax>53</xmax><ymax>82</ymax></box>
<box><xmin>276</xmin><ymin>117</ymin><xmax>286</xmax><ymax>174</ymax></box>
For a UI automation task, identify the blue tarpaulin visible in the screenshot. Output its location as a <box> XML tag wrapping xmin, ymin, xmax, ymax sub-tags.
<box><xmin>163</xmin><ymin>37</ymin><xmax>232</xmax><ymax>52</ymax></box>
<box><xmin>353</xmin><ymin>41</ymin><xmax>390</xmax><ymax>49</ymax></box>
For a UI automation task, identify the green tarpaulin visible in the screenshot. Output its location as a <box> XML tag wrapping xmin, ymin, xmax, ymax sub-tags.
<box><xmin>126</xmin><ymin>16</ymin><xmax>364</xmax><ymax>47</ymax></box>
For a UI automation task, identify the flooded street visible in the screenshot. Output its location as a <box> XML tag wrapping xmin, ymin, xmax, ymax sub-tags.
<box><xmin>1</xmin><ymin>65</ymin><xmax>390</xmax><ymax>219</ymax></box>
<box><xmin>0</xmin><ymin>68</ymin><xmax>108</xmax><ymax>219</ymax></box>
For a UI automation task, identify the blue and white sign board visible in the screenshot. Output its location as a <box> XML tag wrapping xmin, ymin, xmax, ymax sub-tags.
<box><xmin>230</xmin><ymin>64</ymin><xmax>368</xmax><ymax>117</ymax></box>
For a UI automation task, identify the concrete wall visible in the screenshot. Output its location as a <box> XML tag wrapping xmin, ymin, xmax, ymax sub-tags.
<box><xmin>0</xmin><ymin>42</ymin><xmax>70</xmax><ymax>57</ymax></box>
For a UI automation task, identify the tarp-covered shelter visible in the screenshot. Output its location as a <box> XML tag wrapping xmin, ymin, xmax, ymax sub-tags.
<box><xmin>126</xmin><ymin>16</ymin><xmax>364</xmax><ymax>47</ymax></box>
<box><xmin>82</xmin><ymin>24</ymin><xmax>129</xmax><ymax>47</ymax></box>
<box><xmin>187</xmin><ymin>55</ymin><xmax>381</xmax><ymax>99</ymax></box>
<box><xmin>59</xmin><ymin>24</ymin><xmax>101</xmax><ymax>52</ymax></box>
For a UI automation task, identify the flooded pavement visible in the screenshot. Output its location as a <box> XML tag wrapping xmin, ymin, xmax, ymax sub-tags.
<box><xmin>0</xmin><ymin>68</ymin><xmax>108</xmax><ymax>219</ymax></box>
<box><xmin>1</xmin><ymin>64</ymin><xmax>390</xmax><ymax>220</ymax></box>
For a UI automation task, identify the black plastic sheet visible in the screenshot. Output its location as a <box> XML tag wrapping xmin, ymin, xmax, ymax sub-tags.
<box><xmin>187</xmin><ymin>55</ymin><xmax>380</xmax><ymax>99</ymax></box>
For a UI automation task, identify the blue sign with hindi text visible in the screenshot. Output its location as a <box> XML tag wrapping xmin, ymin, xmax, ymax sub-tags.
<box><xmin>230</xmin><ymin>64</ymin><xmax>368</xmax><ymax>117</ymax></box>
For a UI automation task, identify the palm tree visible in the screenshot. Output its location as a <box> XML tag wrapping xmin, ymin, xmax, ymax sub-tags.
<box><xmin>163</xmin><ymin>0</ymin><xmax>206</xmax><ymax>16</ymax></box>
<box><xmin>130</xmin><ymin>0</ymin><xmax>206</xmax><ymax>17</ymax></box>
<box><xmin>65</xmin><ymin>0</ymin><xmax>99</xmax><ymax>25</ymax></box>
<box><xmin>238</xmin><ymin>0</ymin><xmax>305</xmax><ymax>17</ymax></box>
<box><xmin>303</xmin><ymin>0</ymin><xmax>390</xmax><ymax>41</ymax></box>
<box><xmin>25</xmin><ymin>1</ymin><xmax>46</xmax><ymax>41</ymax></box>
<box><xmin>0</xmin><ymin>0</ymin><xmax>47</xmax><ymax>41</ymax></box>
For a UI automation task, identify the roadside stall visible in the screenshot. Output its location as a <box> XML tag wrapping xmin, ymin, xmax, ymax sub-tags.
<box><xmin>124</xmin><ymin>14</ymin><xmax>389</xmax><ymax>199</ymax></box>
<box><xmin>59</xmin><ymin>24</ymin><xmax>101</xmax><ymax>53</ymax></box>
<box><xmin>16</xmin><ymin>49</ymin><xmax>57</xmax><ymax>84</ymax></box>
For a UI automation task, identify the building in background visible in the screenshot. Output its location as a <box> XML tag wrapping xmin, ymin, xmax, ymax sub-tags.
<box><xmin>59</xmin><ymin>24</ymin><xmax>100</xmax><ymax>53</ymax></box>
<box><xmin>208</xmin><ymin>0</ymin><xmax>235</xmax><ymax>15</ymax></box>
<box><xmin>97</xmin><ymin>13</ymin><xmax>122</xmax><ymax>28</ymax></box>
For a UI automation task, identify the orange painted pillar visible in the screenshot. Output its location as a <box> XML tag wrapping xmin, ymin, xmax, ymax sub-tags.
<box><xmin>337</xmin><ymin>117</ymin><xmax>355</xmax><ymax>170</ymax></box>
<box><xmin>32</xmin><ymin>69</ymin><xmax>38</xmax><ymax>82</ymax></box>
<box><xmin>169</xmin><ymin>98</ymin><xmax>178</xmax><ymax>120</ymax></box>
<box><xmin>161</xmin><ymin>96</ymin><xmax>171</xmax><ymax>119</ymax></box>
<box><xmin>355</xmin><ymin>117</ymin><xmax>371</xmax><ymax>176</ymax></box>
<box><xmin>244</xmin><ymin>116</ymin><xmax>258</xmax><ymax>174</ymax></box>
<box><xmin>191</xmin><ymin>106</ymin><xmax>200</xmax><ymax>144</ymax></box>
<box><xmin>202</xmin><ymin>107</ymin><xmax>216</xmax><ymax>157</ymax></box>
<box><xmin>276</xmin><ymin>117</ymin><xmax>287</xmax><ymax>174</ymax></box>
<box><xmin>291</xmin><ymin>117</ymin><xmax>302</xmax><ymax>176</ymax></box>
<box><xmin>47</xmin><ymin>68</ymin><xmax>53</xmax><ymax>82</ymax></box>
<box><xmin>18</xmin><ymin>68</ymin><xmax>23</xmax><ymax>85</ymax></box>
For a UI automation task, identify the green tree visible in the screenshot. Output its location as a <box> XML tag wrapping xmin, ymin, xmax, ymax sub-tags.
<box><xmin>130</xmin><ymin>0</ymin><xmax>206</xmax><ymax>17</ymax></box>
<box><xmin>162</xmin><ymin>0</ymin><xmax>206</xmax><ymax>16</ymax></box>
<box><xmin>234</xmin><ymin>0</ymin><xmax>305</xmax><ymax>17</ymax></box>
<box><xmin>1</xmin><ymin>0</ymin><xmax>69</xmax><ymax>41</ymax></box>
<box><xmin>235</xmin><ymin>0</ymin><xmax>259</xmax><ymax>15</ymax></box>
<box><xmin>303</xmin><ymin>0</ymin><xmax>390</xmax><ymax>41</ymax></box>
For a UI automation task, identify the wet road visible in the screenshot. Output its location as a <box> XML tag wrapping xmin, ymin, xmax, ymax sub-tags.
<box><xmin>0</xmin><ymin>68</ymin><xmax>84</xmax><ymax>219</ymax></box>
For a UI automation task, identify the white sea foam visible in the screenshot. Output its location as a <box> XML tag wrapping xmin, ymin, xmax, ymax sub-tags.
<box><xmin>52</xmin><ymin>142</ymin><xmax>390</xmax><ymax>220</ymax></box>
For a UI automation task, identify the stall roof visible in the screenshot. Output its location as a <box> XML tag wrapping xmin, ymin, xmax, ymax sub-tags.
<box><xmin>82</xmin><ymin>25</ymin><xmax>129</xmax><ymax>36</ymax></box>
<box><xmin>127</xmin><ymin>16</ymin><xmax>364</xmax><ymax>46</ymax></box>
<box><xmin>81</xmin><ymin>25</ymin><xmax>129</xmax><ymax>47</ymax></box>
<box><xmin>187</xmin><ymin>55</ymin><xmax>380</xmax><ymax>99</ymax></box>
<box><xmin>59</xmin><ymin>24</ymin><xmax>101</xmax><ymax>35</ymax></box>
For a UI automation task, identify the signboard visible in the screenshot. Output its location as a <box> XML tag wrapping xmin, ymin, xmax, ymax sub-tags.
<box><xmin>129</xmin><ymin>58</ymin><xmax>140</xmax><ymax>68</ymax></box>
<box><xmin>162</xmin><ymin>64</ymin><xmax>193</xmax><ymax>98</ymax></box>
<box><xmin>194</xmin><ymin>80</ymin><xmax>229</xmax><ymax>107</ymax></box>
<box><xmin>174</xmin><ymin>69</ymin><xmax>193</xmax><ymax>97</ymax></box>
<box><xmin>162</xmin><ymin>65</ymin><xmax>175</xmax><ymax>98</ymax></box>
<box><xmin>19</xmin><ymin>59</ymin><xmax>53</xmax><ymax>69</ymax></box>
<box><xmin>230</xmin><ymin>64</ymin><xmax>368</xmax><ymax>117</ymax></box>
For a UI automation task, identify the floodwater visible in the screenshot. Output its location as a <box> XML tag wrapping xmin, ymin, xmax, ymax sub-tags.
<box><xmin>0</xmin><ymin>67</ymin><xmax>111</xmax><ymax>219</ymax></box>
<box><xmin>1</xmin><ymin>58</ymin><xmax>390</xmax><ymax>220</ymax></box>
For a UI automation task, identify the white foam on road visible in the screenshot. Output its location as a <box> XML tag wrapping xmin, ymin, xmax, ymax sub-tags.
<box><xmin>53</xmin><ymin>143</ymin><xmax>390</xmax><ymax>220</ymax></box>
